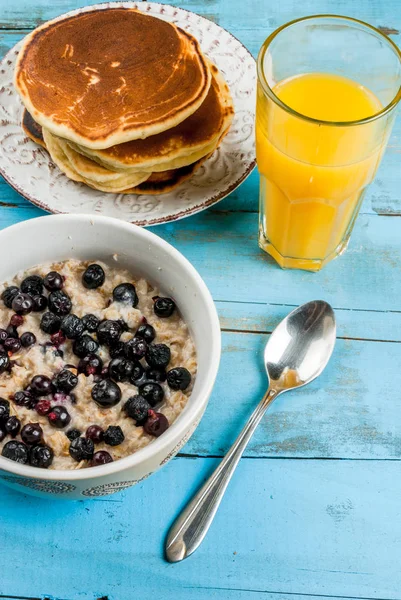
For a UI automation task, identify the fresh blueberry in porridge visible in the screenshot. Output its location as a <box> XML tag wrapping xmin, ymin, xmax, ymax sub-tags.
<box><xmin>0</xmin><ymin>260</ymin><xmax>196</xmax><ymax>469</ymax></box>
<box><xmin>77</xmin><ymin>354</ymin><xmax>103</xmax><ymax>377</ymax></box>
<box><xmin>2</xmin><ymin>440</ymin><xmax>29</xmax><ymax>463</ymax></box>
<box><xmin>29</xmin><ymin>444</ymin><xmax>54</xmax><ymax>468</ymax></box>
<box><xmin>60</xmin><ymin>314</ymin><xmax>85</xmax><ymax>339</ymax></box>
<box><xmin>103</xmin><ymin>425</ymin><xmax>125</xmax><ymax>446</ymax></box>
<box><xmin>48</xmin><ymin>290</ymin><xmax>72</xmax><ymax>316</ymax></box>
<box><xmin>135</xmin><ymin>323</ymin><xmax>156</xmax><ymax>343</ymax></box>
<box><xmin>97</xmin><ymin>320</ymin><xmax>122</xmax><ymax>346</ymax></box>
<box><xmin>124</xmin><ymin>395</ymin><xmax>151</xmax><ymax>425</ymax></box>
<box><xmin>20</xmin><ymin>332</ymin><xmax>36</xmax><ymax>348</ymax></box>
<box><xmin>73</xmin><ymin>334</ymin><xmax>99</xmax><ymax>358</ymax></box>
<box><xmin>43</xmin><ymin>271</ymin><xmax>63</xmax><ymax>291</ymax></box>
<box><xmin>32</xmin><ymin>294</ymin><xmax>48</xmax><ymax>312</ymax></box>
<box><xmin>82</xmin><ymin>313</ymin><xmax>100</xmax><ymax>333</ymax></box>
<box><xmin>48</xmin><ymin>406</ymin><xmax>71</xmax><ymax>429</ymax></box>
<box><xmin>12</xmin><ymin>293</ymin><xmax>34</xmax><ymax>315</ymax></box>
<box><xmin>21</xmin><ymin>423</ymin><xmax>43</xmax><ymax>445</ymax></box>
<box><xmin>69</xmin><ymin>436</ymin><xmax>94</xmax><ymax>462</ymax></box>
<box><xmin>86</xmin><ymin>424</ymin><xmax>104</xmax><ymax>444</ymax></box>
<box><xmin>20</xmin><ymin>275</ymin><xmax>43</xmax><ymax>297</ymax></box>
<box><xmin>91</xmin><ymin>379</ymin><xmax>121</xmax><ymax>407</ymax></box>
<box><xmin>153</xmin><ymin>297</ymin><xmax>176</xmax><ymax>318</ymax></box>
<box><xmin>91</xmin><ymin>450</ymin><xmax>113</xmax><ymax>466</ymax></box>
<box><xmin>40</xmin><ymin>312</ymin><xmax>62</xmax><ymax>334</ymax></box>
<box><xmin>82</xmin><ymin>264</ymin><xmax>105</xmax><ymax>290</ymax></box>
<box><xmin>124</xmin><ymin>337</ymin><xmax>147</xmax><ymax>360</ymax></box>
<box><xmin>113</xmin><ymin>283</ymin><xmax>138</xmax><ymax>307</ymax></box>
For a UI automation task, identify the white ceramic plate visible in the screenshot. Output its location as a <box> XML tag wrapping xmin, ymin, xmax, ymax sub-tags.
<box><xmin>0</xmin><ymin>2</ymin><xmax>256</xmax><ymax>226</ymax></box>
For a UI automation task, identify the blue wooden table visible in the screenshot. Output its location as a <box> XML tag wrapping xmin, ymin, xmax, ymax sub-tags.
<box><xmin>1</xmin><ymin>0</ymin><xmax>401</xmax><ymax>598</ymax></box>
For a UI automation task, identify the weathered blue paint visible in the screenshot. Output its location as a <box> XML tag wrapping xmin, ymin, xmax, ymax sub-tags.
<box><xmin>0</xmin><ymin>0</ymin><xmax>401</xmax><ymax>599</ymax></box>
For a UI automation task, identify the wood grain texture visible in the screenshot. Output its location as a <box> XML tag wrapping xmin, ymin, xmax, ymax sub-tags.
<box><xmin>1</xmin><ymin>458</ymin><xmax>401</xmax><ymax>600</ymax></box>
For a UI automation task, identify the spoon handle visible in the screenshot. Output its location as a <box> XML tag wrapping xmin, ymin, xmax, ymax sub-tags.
<box><xmin>165</xmin><ymin>387</ymin><xmax>279</xmax><ymax>562</ymax></box>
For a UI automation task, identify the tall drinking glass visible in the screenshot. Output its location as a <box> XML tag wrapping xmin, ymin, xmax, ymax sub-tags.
<box><xmin>256</xmin><ymin>16</ymin><xmax>401</xmax><ymax>271</ymax></box>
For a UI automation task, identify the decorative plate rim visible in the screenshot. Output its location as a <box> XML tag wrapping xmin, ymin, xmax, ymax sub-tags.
<box><xmin>0</xmin><ymin>1</ymin><xmax>256</xmax><ymax>227</ymax></box>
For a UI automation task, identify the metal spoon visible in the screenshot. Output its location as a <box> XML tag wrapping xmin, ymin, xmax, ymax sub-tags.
<box><xmin>165</xmin><ymin>300</ymin><xmax>336</xmax><ymax>563</ymax></box>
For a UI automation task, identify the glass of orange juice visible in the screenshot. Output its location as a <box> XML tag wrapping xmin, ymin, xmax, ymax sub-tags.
<box><xmin>256</xmin><ymin>15</ymin><xmax>401</xmax><ymax>271</ymax></box>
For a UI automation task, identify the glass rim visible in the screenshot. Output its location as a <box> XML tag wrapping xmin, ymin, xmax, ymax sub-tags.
<box><xmin>257</xmin><ymin>14</ymin><xmax>401</xmax><ymax>127</ymax></box>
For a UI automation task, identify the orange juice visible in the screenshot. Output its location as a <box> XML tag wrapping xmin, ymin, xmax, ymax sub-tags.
<box><xmin>256</xmin><ymin>73</ymin><xmax>386</xmax><ymax>270</ymax></box>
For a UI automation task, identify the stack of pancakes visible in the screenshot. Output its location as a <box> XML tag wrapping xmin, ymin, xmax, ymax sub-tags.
<box><xmin>14</xmin><ymin>8</ymin><xmax>234</xmax><ymax>194</ymax></box>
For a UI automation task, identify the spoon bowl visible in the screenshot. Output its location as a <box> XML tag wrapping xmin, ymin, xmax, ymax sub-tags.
<box><xmin>265</xmin><ymin>300</ymin><xmax>336</xmax><ymax>391</ymax></box>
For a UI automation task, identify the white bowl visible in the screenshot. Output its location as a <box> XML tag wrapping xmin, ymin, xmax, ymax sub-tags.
<box><xmin>0</xmin><ymin>214</ymin><xmax>220</xmax><ymax>499</ymax></box>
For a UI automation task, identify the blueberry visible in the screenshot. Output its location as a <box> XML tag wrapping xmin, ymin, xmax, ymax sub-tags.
<box><xmin>48</xmin><ymin>405</ymin><xmax>71</xmax><ymax>428</ymax></box>
<box><xmin>97</xmin><ymin>320</ymin><xmax>122</xmax><ymax>346</ymax></box>
<box><xmin>91</xmin><ymin>450</ymin><xmax>113</xmax><ymax>466</ymax></box>
<box><xmin>13</xmin><ymin>390</ymin><xmax>36</xmax><ymax>408</ymax></box>
<box><xmin>31</xmin><ymin>375</ymin><xmax>53</xmax><ymax>396</ymax></box>
<box><xmin>48</xmin><ymin>290</ymin><xmax>72</xmax><ymax>316</ymax></box>
<box><xmin>43</xmin><ymin>271</ymin><xmax>63</xmax><ymax>291</ymax></box>
<box><xmin>12</xmin><ymin>293</ymin><xmax>33</xmax><ymax>315</ymax></box>
<box><xmin>112</xmin><ymin>283</ymin><xmax>138</xmax><ymax>307</ymax></box>
<box><xmin>139</xmin><ymin>382</ymin><xmax>164</xmax><ymax>407</ymax></box>
<box><xmin>108</xmin><ymin>357</ymin><xmax>135</xmax><ymax>382</ymax></box>
<box><xmin>117</xmin><ymin>319</ymin><xmax>129</xmax><ymax>332</ymax></box>
<box><xmin>0</xmin><ymin>329</ymin><xmax>7</xmax><ymax>342</ymax></box>
<box><xmin>69</xmin><ymin>436</ymin><xmax>94</xmax><ymax>461</ymax></box>
<box><xmin>21</xmin><ymin>423</ymin><xmax>43</xmax><ymax>445</ymax></box>
<box><xmin>20</xmin><ymin>332</ymin><xmax>36</xmax><ymax>348</ymax></box>
<box><xmin>5</xmin><ymin>416</ymin><xmax>21</xmax><ymax>437</ymax></box>
<box><xmin>50</xmin><ymin>331</ymin><xmax>66</xmax><ymax>348</ymax></box>
<box><xmin>66</xmin><ymin>428</ymin><xmax>81</xmax><ymax>441</ymax></box>
<box><xmin>4</xmin><ymin>338</ymin><xmax>21</xmax><ymax>353</ymax></box>
<box><xmin>0</xmin><ymin>429</ymin><xmax>6</xmax><ymax>442</ymax></box>
<box><xmin>60</xmin><ymin>314</ymin><xmax>84</xmax><ymax>339</ymax></box>
<box><xmin>91</xmin><ymin>379</ymin><xmax>121</xmax><ymax>407</ymax></box>
<box><xmin>109</xmin><ymin>341</ymin><xmax>125</xmax><ymax>359</ymax></box>
<box><xmin>20</xmin><ymin>275</ymin><xmax>43</xmax><ymax>297</ymax></box>
<box><xmin>130</xmin><ymin>361</ymin><xmax>145</xmax><ymax>385</ymax></box>
<box><xmin>154</xmin><ymin>297</ymin><xmax>176</xmax><ymax>318</ymax></box>
<box><xmin>40</xmin><ymin>312</ymin><xmax>62</xmax><ymax>334</ymax></box>
<box><xmin>82</xmin><ymin>313</ymin><xmax>100</xmax><ymax>333</ymax></box>
<box><xmin>53</xmin><ymin>369</ymin><xmax>78</xmax><ymax>393</ymax></box>
<box><xmin>103</xmin><ymin>425</ymin><xmax>124</xmax><ymax>446</ymax></box>
<box><xmin>73</xmin><ymin>334</ymin><xmax>99</xmax><ymax>358</ymax></box>
<box><xmin>123</xmin><ymin>395</ymin><xmax>151</xmax><ymax>424</ymax></box>
<box><xmin>2</xmin><ymin>440</ymin><xmax>28</xmax><ymax>463</ymax></box>
<box><xmin>2</xmin><ymin>286</ymin><xmax>19</xmax><ymax>308</ymax></box>
<box><xmin>32</xmin><ymin>294</ymin><xmax>48</xmax><ymax>312</ymax></box>
<box><xmin>124</xmin><ymin>337</ymin><xmax>147</xmax><ymax>360</ymax></box>
<box><xmin>6</xmin><ymin>324</ymin><xmax>18</xmax><ymax>339</ymax></box>
<box><xmin>166</xmin><ymin>367</ymin><xmax>192</xmax><ymax>391</ymax></box>
<box><xmin>35</xmin><ymin>400</ymin><xmax>52</xmax><ymax>415</ymax></box>
<box><xmin>135</xmin><ymin>323</ymin><xmax>156</xmax><ymax>343</ymax></box>
<box><xmin>144</xmin><ymin>410</ymin><xmax>169</xmax><ymax>437</ymax></box>
<box><xmin>0</xmin><ymin>398</ymin><xmax>10</xmax><ymax>421</ymax></box>
<box><xmin>145</xmin><ymin>343</ymin><xmax>171</xmax><ymax>369</ymax></box>
<box><xmin>0</xmin><ymin>353</ymin><xmax>10</xmax><ymax>374</ymax></box>
<box><xmin>78</xmin><ymin>354</ymin><xmax>103</xmax><ymax>376</ymax></box>
<box><xmin>29</xmin><ymin>444</ymin><xmax>54</xmax><ymax>468</ymax></box>
<box><xmin>145</xmin><ymin>367</ymin><xmax>166</xmax><ymax>383</ymax></box>
<box><xmin>86</xmin><ymin>425</ymin><xmax>104</xmax><ymax>444</ymax></box>
<box><xmin>82</xmin><ymin>264</ymin><xmax>105</xmax><ymax>289</ymax></box>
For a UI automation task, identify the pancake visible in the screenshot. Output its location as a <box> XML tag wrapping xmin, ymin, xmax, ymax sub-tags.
<box><xmin>42</xmin><ymin>128</ymin><xmax>151</xmax><ymax>192</ymax></box>
<box><xmin>22</xmin><ymin>109</ymin><xmax>45</xmax><ymax>148</ymax></box>
<box><xmin>68</xmin><ymin>61</ymin><xmax>234</xmax><ymax>173</ymax></box>
<box><xmin>15</xmin><ymin>7</ymin><xmax>211</xmax><ymax>149</ymax></box>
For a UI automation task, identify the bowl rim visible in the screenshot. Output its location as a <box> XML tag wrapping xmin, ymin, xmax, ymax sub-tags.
<box><xmin>0</xmin><ymin>214</ymin><xmax>221</xmax><ymax>480</ymax></box>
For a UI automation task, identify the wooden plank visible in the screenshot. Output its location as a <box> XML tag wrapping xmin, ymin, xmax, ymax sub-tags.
<box><xmin>184</xmin><ymin>331</ymin><xmax>401</xmax><ymax>459</ymax></box>
<box><xmin>0</xmin><ymin>457</ymin><xmax>400</xmax><ymax>600</ymax></box>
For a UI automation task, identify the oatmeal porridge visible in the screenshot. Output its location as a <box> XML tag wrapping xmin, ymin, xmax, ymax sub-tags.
<box><xmin>0</xmin><ymin>260</ymin><xmax>197</xmax><ymax>469</ymax></box>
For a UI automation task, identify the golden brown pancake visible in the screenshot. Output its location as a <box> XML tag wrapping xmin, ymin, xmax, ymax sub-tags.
<box><xmin>69</xmin><ymin>62</ymin><xmax>234</xmax><ymax>172</ymax></box>
<box><xmin>15</xmin><ymin>8</ymin><xmax>211</xmax><ymax>149</ymax></box>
